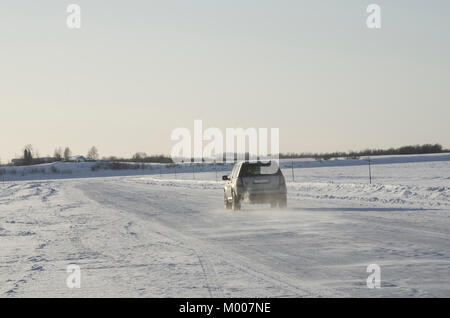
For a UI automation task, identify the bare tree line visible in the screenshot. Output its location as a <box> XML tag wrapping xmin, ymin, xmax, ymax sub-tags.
<box><xmin>280</xmin><ymin>143</ymin><xmax>448</xmax><ymax>161</ymax></box>
<box><xmin>9</xmin><ymin>145</ymin><xmax>100</xmax><ymax>166</ymax></box>
<box><xmin>4</xmin><ymin>143</ymin><xmax>448</xmax><ymax>166</ymax></box>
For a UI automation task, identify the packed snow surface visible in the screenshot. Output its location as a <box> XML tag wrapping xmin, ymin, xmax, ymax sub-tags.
<box><xmin>1</xmin><ymin>154</ymin><xmax>449</xmax><ymax>297</ymax></box>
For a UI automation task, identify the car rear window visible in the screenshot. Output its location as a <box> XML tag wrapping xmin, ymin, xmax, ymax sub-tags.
<box><xmin>239</xmin><ymin>162</ymin><xmax>281</xmax><ymax>177</ymax></box>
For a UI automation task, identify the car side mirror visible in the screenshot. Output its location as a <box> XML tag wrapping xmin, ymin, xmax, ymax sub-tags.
<box><xmin>222</xmin><ymin>175</ymin><xmax>229</xmax><ymax>181</ymax></box>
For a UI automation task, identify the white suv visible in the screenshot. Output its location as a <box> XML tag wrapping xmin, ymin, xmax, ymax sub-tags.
<box><xmin>223</xmin><ymin>161</ymin><xmax>287</xmax><ymax>211</ymax></box>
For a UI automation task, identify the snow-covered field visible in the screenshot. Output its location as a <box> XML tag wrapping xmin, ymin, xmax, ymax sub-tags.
<box><xmin>1</xmin><ymin>154</ymin><xmax>449</xmax><ymax>297</ymax></box>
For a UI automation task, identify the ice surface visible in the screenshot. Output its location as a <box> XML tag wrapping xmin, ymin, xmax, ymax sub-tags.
<box><xmin>1</xmin><ymin>154</ymin><xmax>449</xmax><ymax>297</ymax></box>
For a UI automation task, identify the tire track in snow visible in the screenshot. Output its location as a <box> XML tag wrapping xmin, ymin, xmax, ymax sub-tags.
<box><xmin>78</xmin><ymin>181</ymin><xmax>327</xmax><ymax>297</ymax></box>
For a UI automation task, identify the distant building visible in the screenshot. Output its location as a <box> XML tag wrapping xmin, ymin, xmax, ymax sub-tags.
<box><xmin>12</xmin><ymin>158</ymin><xmax>24</xmax><ymax>165</ymax></box>
<box><xmin>67</xmin><ymin>155</ymin><xmax>95</xmax><ymax>162</ymax></box>
<box><xmin>11</xmin><ymin>157</ymin><xmax>57</xmax><ymax>166</ymax></box>
<box><xmin>40</xmin><ymin>157</ymin><xmax>55</xmax><ymax>163</ymax></box>
<box><xmin>69</xmin><ymin>155</ymin><xmax>87</xmax><ymax>162</ymax></box>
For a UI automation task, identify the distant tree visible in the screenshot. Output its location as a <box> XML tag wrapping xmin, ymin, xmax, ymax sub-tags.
<box><xmin>23</xmin><ymin>144</ymin><xmax>34</xmax><ymax>165</ymax></box>
<box><xmin>87</xmin><ymin>146</ymin><xmax>99</xmax><ymax>160</ymax></box>
<box><xmin>54</xmin><ymin>147</ymin><xmax>63</xmax><ymax>161</ymax></box>
<box><xmin>64</xmin><ymin>147</ymin><xmax>72</xmax><ymax>161</ymax></box>
<box><xmin>132</xmin><ymin>152</ymin><xmax>147</xmax><ymax>162</ymax></box>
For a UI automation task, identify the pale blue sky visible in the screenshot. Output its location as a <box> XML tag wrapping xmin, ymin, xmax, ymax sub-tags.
<box><xmin>1</xmin><ymin>1</ymin><xmax>449</xmax><ymax>162</ymax></box>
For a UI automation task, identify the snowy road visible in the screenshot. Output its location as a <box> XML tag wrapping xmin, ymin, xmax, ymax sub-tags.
<box><xmin>1</xmin><ymin>169</ymin><xmax>449</xmax><ymax>297</ymax></box>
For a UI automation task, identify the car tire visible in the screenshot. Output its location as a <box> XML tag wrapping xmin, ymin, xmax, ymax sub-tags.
<box><xmin>232</xmin><ymin>192</ymin><xmax>241</xmax><ymax>211</ymax></box>
<box><xmin>279</xmin><ymin>197</ymin><xmax>287</xmax><ymax>209</ymax></box>
<box><xmin>224</xmin><ymin>193</ymin><xmax>231</xmax><ymax>210</ymax></box>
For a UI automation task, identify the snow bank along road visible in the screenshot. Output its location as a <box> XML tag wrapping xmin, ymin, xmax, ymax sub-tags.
<box><xmin>0</xmin><ymin>161</ymin><xmax>449</xmax><ymax>297</ymax></box>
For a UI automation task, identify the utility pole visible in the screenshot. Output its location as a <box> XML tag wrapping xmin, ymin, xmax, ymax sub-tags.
<box><xmin>291</xmin><ymin>158</ymin><xmax>295</xmax><ymax>182</ymax></box>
